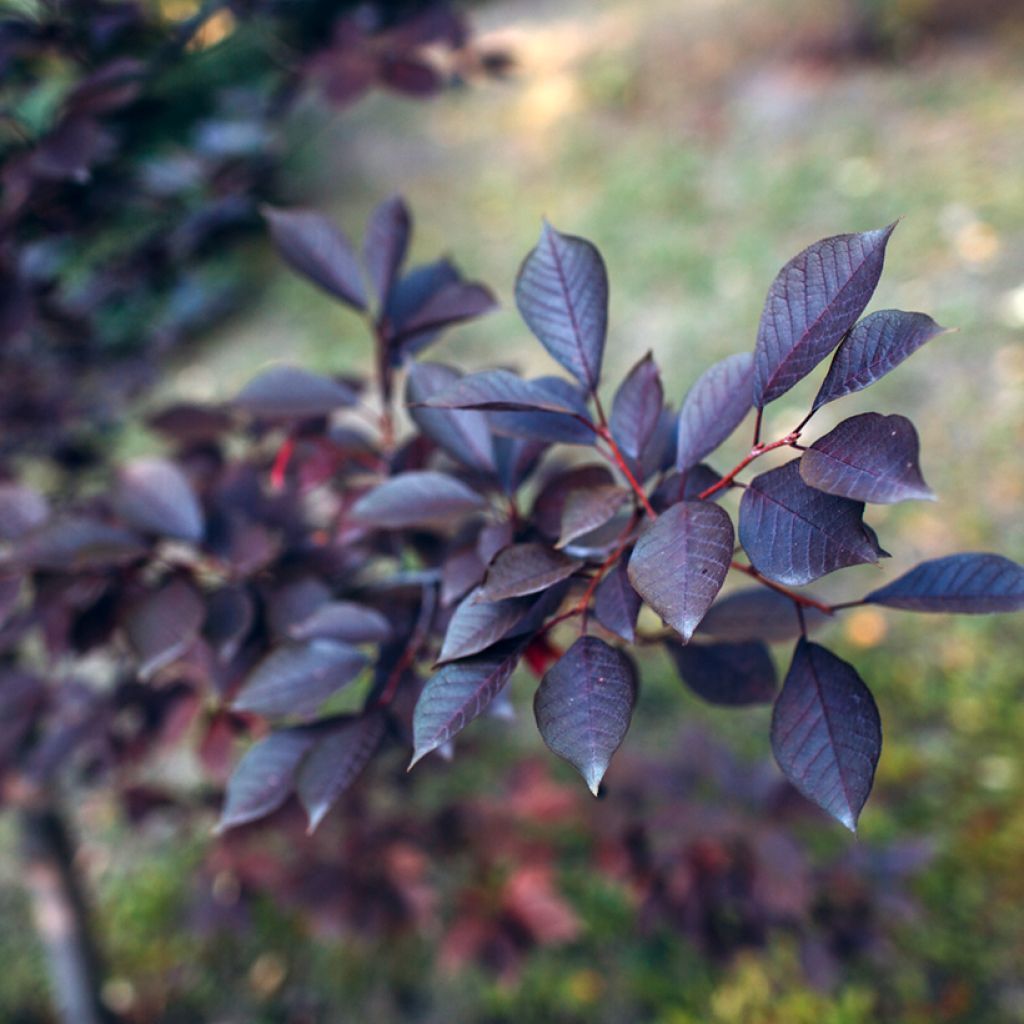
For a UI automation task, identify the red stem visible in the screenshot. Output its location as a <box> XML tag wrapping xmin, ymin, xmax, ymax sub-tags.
<box><xmin>729</xmin><ymin>561</ymin><xmax>834</xmax><ymax>615</ymax></box>
<box><xmin>594</xmin><ymin>425</ymin><xmax>656</xmax><ymax>519</ymax></box>
<box><xmin>269</xmin><ymin>435</ymin><xmax>296</xmax><ymax>492</ymax></box>
<box><xmin>697</xmin><ymin>431</ymin><xmax>800</xmax><ymax>500</ymax></box>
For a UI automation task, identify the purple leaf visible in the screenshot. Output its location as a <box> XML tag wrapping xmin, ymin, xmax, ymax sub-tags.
<box><xmin>610</xmin><ymin>352</ymin><xmax>663</xmax><ymax>461</ymax></box>
<box><xmin>771</xmin><ymin>640</ymin><xmax>881</xmax><ymax>831</ymax></box>
<box><xmin>651</xmin><ymin>465</ymin><xmax>724</xmax><ymax>511</ymax></box>
<box><xmin>21</xmin><ymin>517</ymin><xmax>145</xmax><ymax>571</ymax></box>
<box><xmin>754</xmin><ymin>225</ymin><xmax>896</xmax><ymax>407</ymax></box>
<box><xmin>533</xmin><ymin>465</ymin><xmax>615</xmax><ymax>538</ymax></box>
<box><xmin>424</xmin><ymin>368</ymin><xmax>588</xmax><ymax>416</ymax></box>
<box><xmin>814</xmin><ymin>310</ymin><xmax>949</xmax><ymax>411</ymax></box>
<box><xmin>233</xmin><ymin>640</ymin><xmax>368</xmax><ymax>719</ymax></box>
<box><xmin>0</xmin><ymin>483</ymin><xmax>49</xmax><ymax>541</ymax></box>
<box><xmin>800</xmin><ymin>413</ymin><xmax>934</xmax><ymax>504</ymax></box>
<box><xmin>392</xmin><ymin>281</ymin><xmax>497</xmax><ymax>342</ymax></box>
<box><xmin>515</xmin><ymin>222</ymin><xmax>608</xmax><ymax>390</ymax></box>
<box><xmin>665</xmin><ymin>639</ymin><xmax>777</xmax><ymax>706</ymax></box>
<box><xmin>534</xmin><ymin>636</ymin><xmax>636</xmax><ymax>795</ymax></box>
<box><xmin>384</xmin><ymin>258</ymin><xmax>460</xmax><ymax>356</ymax></box>
<box><xmin>863</xmin><ymin>553</ymin><xmax>1024</xmax><ymax>613</ymax></box>
<box><xmin>218</xmin><ymin>729</ymin><xmax>315</xmax><ymax>832</ymax></box>
<box><xmin>410</xmin><ymin>641</ymin><xmax>522</xmax><ymax>767</ymax></box>
<box><xmin>124</xmin><ymin>578</ymin><xmax>205</xmax><ymax>680</ymax></box>
<box><xmin>288</xmin><ymin>601</ymin><xmax>392</xmax><ymax>644</ymax></box>
<box><xmin>297</xmin><ymin>711</ymin><xmax>386</xmax><ymax>832</ymax></box>
<box><xmin>263</xmin><ymin>206</ymin><xmax>367</xmax><ymax>310</ymax></box>
<box><xmin>627</xmin><ymin>502</ymin><xmax>734</xmax><ymax>642</ymax></box>
<box><xmin>350</xmin><ymin>471</ymin><xmax>485</xmax><ymax>529</ymax></box>
<box><xmin>234</xmin><ymin>365</ymin><xmax>358</xmax><ymax>418</ymax></box>
<box><xmin>203</xmin><ymin>586</ymin><xmax>255</xmax><ymax>662</ymax></box>
<box><xmin>697</xmin><ymin>588</ymin><xmax>829</xmax><ymax>643</ymax></box>
<box><xmin>556</xmin><ymin>485</ymin><xmax>629</xmax><ymax>549</ymax></box>
<box><xmin>438</xmin><ymin>589</ymin><xmax>532</xmax><ymax>663</ymax></box>
<box><xmin>487</xmin><ymin>375</ymin><xmax>597</xmax><ymax>447</ymax></box>
<box><xmin>115</xmin><ymin>457</ymin><xmax>204</xmax><ymax>543</ymax></box>
<box><xmin>406</xmin><ymin>363</ymin><xmax>496</xmax><ymax>473</ymax></box>
<box><xmin>441</xmin><ymin>546</ymin><xmax>486</xmax><ymax>607</ymax></box>
<box><xmin>363</xmin><ymin>195</ymin><xmax>411</xmax><ymax>306</ymax></box>
<box><xmin>593</xmin><ymin>561</ymin><xmax>641</xmax><ymax>643</ymax></box>
<box><xmin>676</xmin><ymin>353</ymin><xmax>754</xmax><ymax>471</ymax></box>
<box><xmin>476</xmin><ymin>544</ymin><xmax>581</xmax><ymax>603</ymax></box>
<box><xmin>739</xmin><ymin>460</ymin><xmax>885</xmax><ymax>585</ymax></box>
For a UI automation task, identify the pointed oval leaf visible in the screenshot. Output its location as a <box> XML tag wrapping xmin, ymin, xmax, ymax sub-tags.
<box><xmin>263</xmin><ymin>206</ymin><xmax>367</xmax><ymax>310</ymax></box>
<box><xmin>800</xmin><ymin>413</ymin><xmax>933</xmax><ymax>504</ymax></box>
<box><xmin>124</xmin><ymin>578</ymin><xmax>205</xmax><ymax>680</ymax></box>
<box><xmin>771</xmin><ymin>640</ymin><xmax>881</xmax><ymax>831</ymax></box>
<box><xmin>487</xmin><ymin>377</ymin><xmax>597</xmax><ymax>447</ymax></box>
<box><xmin>697</xmin><ymin>588</ymin><xmax>829</xmax><ymax>643</ymax></box>
<box><xmin>393</xmin><ymin>281</ymin><xmax>497</xmax><ymax>341</ymax></box>
<box><xmin>424</xmin><ymin>368</ymin><xmax>587</xmax><ymax>415</ymax></box>
<box><xmin>288</xmin><ymin>601</ymin><xmax>392</xmax><ymax>644</ymax></box>
<box><xmin>406</xmin><ymin>362</ymin><xmax>496</xmax><ymax>473</ymax></box>
<box><xmin>438</xmin><ymin>589</ymin><xmax>532</xmax><ymax>663</ymax></box>
<box><xmin>754</xmin><ymin>225</ymin><xmax>896</xmax><ymax>407</ymax></box>
<box><xmin>863</xmin><ymin>553</ymin><xmax>1024</xmax><ymax>613</ymax></box>
<box><xmin>665</xmin><ymin>639</ymin><xmax>777</xmax><ymax>706</ymax></box>
<box><xmin>363</xmin><ymin>195</ymin><xmax>411</xmax><ymax>305</ymax></box>
<box><xmin>218</xmin><ymin>729</ymin><xmax>315</xmax><ymax>832</ymax></box>
<box><xmin>350</xmin><ymin>471</ymin><xmax>485</xmax><ymax>529</ymax></box>
<box><xmin>476</xmin><ymin>543</ymin><xmax>581</xmax><ymax>603</ymax></box>
<box><xmin>610</xmin><ymin>352</ymin><xmax>663</xmax><ymax>461</ymax></box>
<box><xmin>297</xmin><ymin>711</ymin><xmax>387</xmax><ymax>832</ymax></box>
<box><xmin>627</xmin><ymin>501</ymin><xmax>734</xmax><ymax>642</ymax></box>
<box><xmin>676</xmin><ymin>352</ymin><xmax>754</xmax><ymax>471</ymax></box>
<box><xmin>411</xmin><ymin>642</ymin><xmax>522</xmax><ymax>767</ymax></box>
<box><xmin>556</xmin><ymin>485</ymin><xmax>628</xmax><ymax>549</ymax></box>
<box><xmin>533</xmin><ymin>465</ymin><xmax>615</xmax><ymax>538</ymax></box>
<box><xmin>234</xmin><ymin>365</ymin><xmax>358</xmax><ymax>418</ymax></box>
<box><xmin>534</xmin><ymin>636</ymin><xmax>636</xmax><ymax>795</ymax></box>
<box><xmin>115</xmin><ymin>457</ymin><xmax>204</xmax><ymax>542</ymax></box>
<box><xmin>593</xmin><ymin>561</ymin><xmax>641</xmax><ymax>643</ymax></box>
<box><xmin>233</xmin><ymin>639</ymin><xmax>367</xmax><ymax>719</ymax></box>
<box><xmin>203</xmin><ymin>585</ymin><xmax>255</xmax><ymax>662</ymax></box>
<box><xmin>515</xmin><ymin>222</ymin><xmax>608</xmax><ymax>390</ymax></box>
<box><xmin>814</xmin><ymin>310</ymin><xmax>949</xmax><ymax>411</ymax></box>
<box><xmin>739</xmin><ymin>460</ymin><xmax>884</xmax><ymax>585</ymax></box>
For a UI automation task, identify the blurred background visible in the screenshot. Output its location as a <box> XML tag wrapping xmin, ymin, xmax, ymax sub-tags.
<box><xmin>2</xmin><ymin>0</ymin><xmax>1024</xmax><ymax>1021</ymax></box>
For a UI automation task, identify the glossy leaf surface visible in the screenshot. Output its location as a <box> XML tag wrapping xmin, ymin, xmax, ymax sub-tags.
<box><xmin>515</xmin><ymin>222</ymin><xmax>608</xmax><ymax>389</ymax></box>
<box><xmin>739</xmin><ymin>460</ymin><xmax>885</xmax><ymax>585</ymax></box>
<box><xmin>534</xmin><ymin>636</ymin><xmax>636</xmax><ymax>795</ymax></box>
<box><xmin>627</xmin><ymin>501</ymin><xmax>734</xmax><ymax>642</ymax></box>
<box><xmin>754</xmin><ymin>226</ymin><xmax>895</xmax><ymax>407</ymax></box>
<box><xmin>814</xmin><ymin>309</ymin><xmax>948</xmax><ymax>411</ymax></box>
<box><xmin>771</xmin><ymin>640</ymin><xmax>881</xmax><ymax>831</ymax></box>
<box><xmin>351</xmin><ymin>471</ymin><xmax>485</xmax><ymax>529</ymax></box>
<box><xmin>676</xmin><ymin>352</ymin><xmax>754</xmax><ymax>471</ymax></box>
<box><xmin>800</xmin><ymin>413</ymin><xmax>933</xmax><ymax>504</ymax></box>
<box><xmin>864</xmin><ymin>553</ymin><xmax>1024</xmax><ymax>613</ymax></box>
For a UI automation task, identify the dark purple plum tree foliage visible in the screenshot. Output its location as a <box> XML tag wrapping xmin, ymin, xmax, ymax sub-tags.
<box><xmin>4</xmin><ymin>203</ymin><xmax>1024</xmax><ymax>914</ymax></box>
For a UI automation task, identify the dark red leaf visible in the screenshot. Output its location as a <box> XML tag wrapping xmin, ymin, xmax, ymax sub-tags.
<box><xmin>556</xmin><ymin>485</ymin><xmax>628</xmax><ymax>549</ymax></box>
<box><xmin>438</xmin><ymin>589</ymin><xmax>532</xmax><ymax>663</ymax></box>
<box><xmin>739</xmin><ymin>460</ymin><xmax>885</xmax><ymax>585</ymax></box>
<box><xmin>676</xmin><ymin>352</ymin><xmax>754</xmax><ymax>471</ymax></box>
<box><xmin>263</xmin><ymin>206</ymin><xmax>367</xmax><ymax>310</ymax></box>
<box><xmin>863</xmin><ymin>553</ymin><xmax>1024</xmax><ymax>613</ymax></box>
<box><xmin>627</xmin><ymin>501</ymin><xmax>734</xmax><ymax>642</ymax></box>
<box><xmin>124</xmin><ymin>579</ymin><xmax>205</xmax><ymax>680</ymax></box>
<box><xmin>515</xmin><ymin>222</ymin><xmax>608</xmax><ymax>390</ymax></box>
<box><xmin>771</xmin><ymin>640</ymin><xmax>881</xmax><ymax>831</ymax></box>
<box><xmin>814</xmin><ymin>310</ymin><xmax>949</xmax><ymax>411</ymax></box>
<box><xmin>233</xmin><ymin>640</ymin><xmax>368</xmax><ymax>719</ymax></box>
<box><xmin>754</xmin><ymin>226</ymin><xmax>896</xmax><ymax>407</ymax></box>
<box><xmin>610</xmin><ymin>352</ymin><xmax>663</xmax><ymax>461</ymax></box>
<box><xmin>476</xmin><ymin>544</ymin><xmax>581</xmax><ymax>603</ymax></box>
<box><xmin>534</xmin><ymin>636</ymin><xmax>636</xmax><ymax>794</ymax></box>
<box><xmin>800</xmin><ymin>413</ymin><xmax>933</xmax><ymax>504</ymax></box>
<box><xmin>593</xmin><ymin>561</ymin><xmax>641</xmax><ymax>643</ymax></box>
<box><xmin>665</xmin><ymin>639</ymin><xmax>777</xmax><ymax>706</ymax></box>
<box><xmin>410</xmin><ymin>642</ymin><xmax>522</xmax><ymax>767</ymax></box>
<box><xmin>297</xmin><ymin>710</ymin><xmax>387</xmax><ymax>831</ymax></box>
